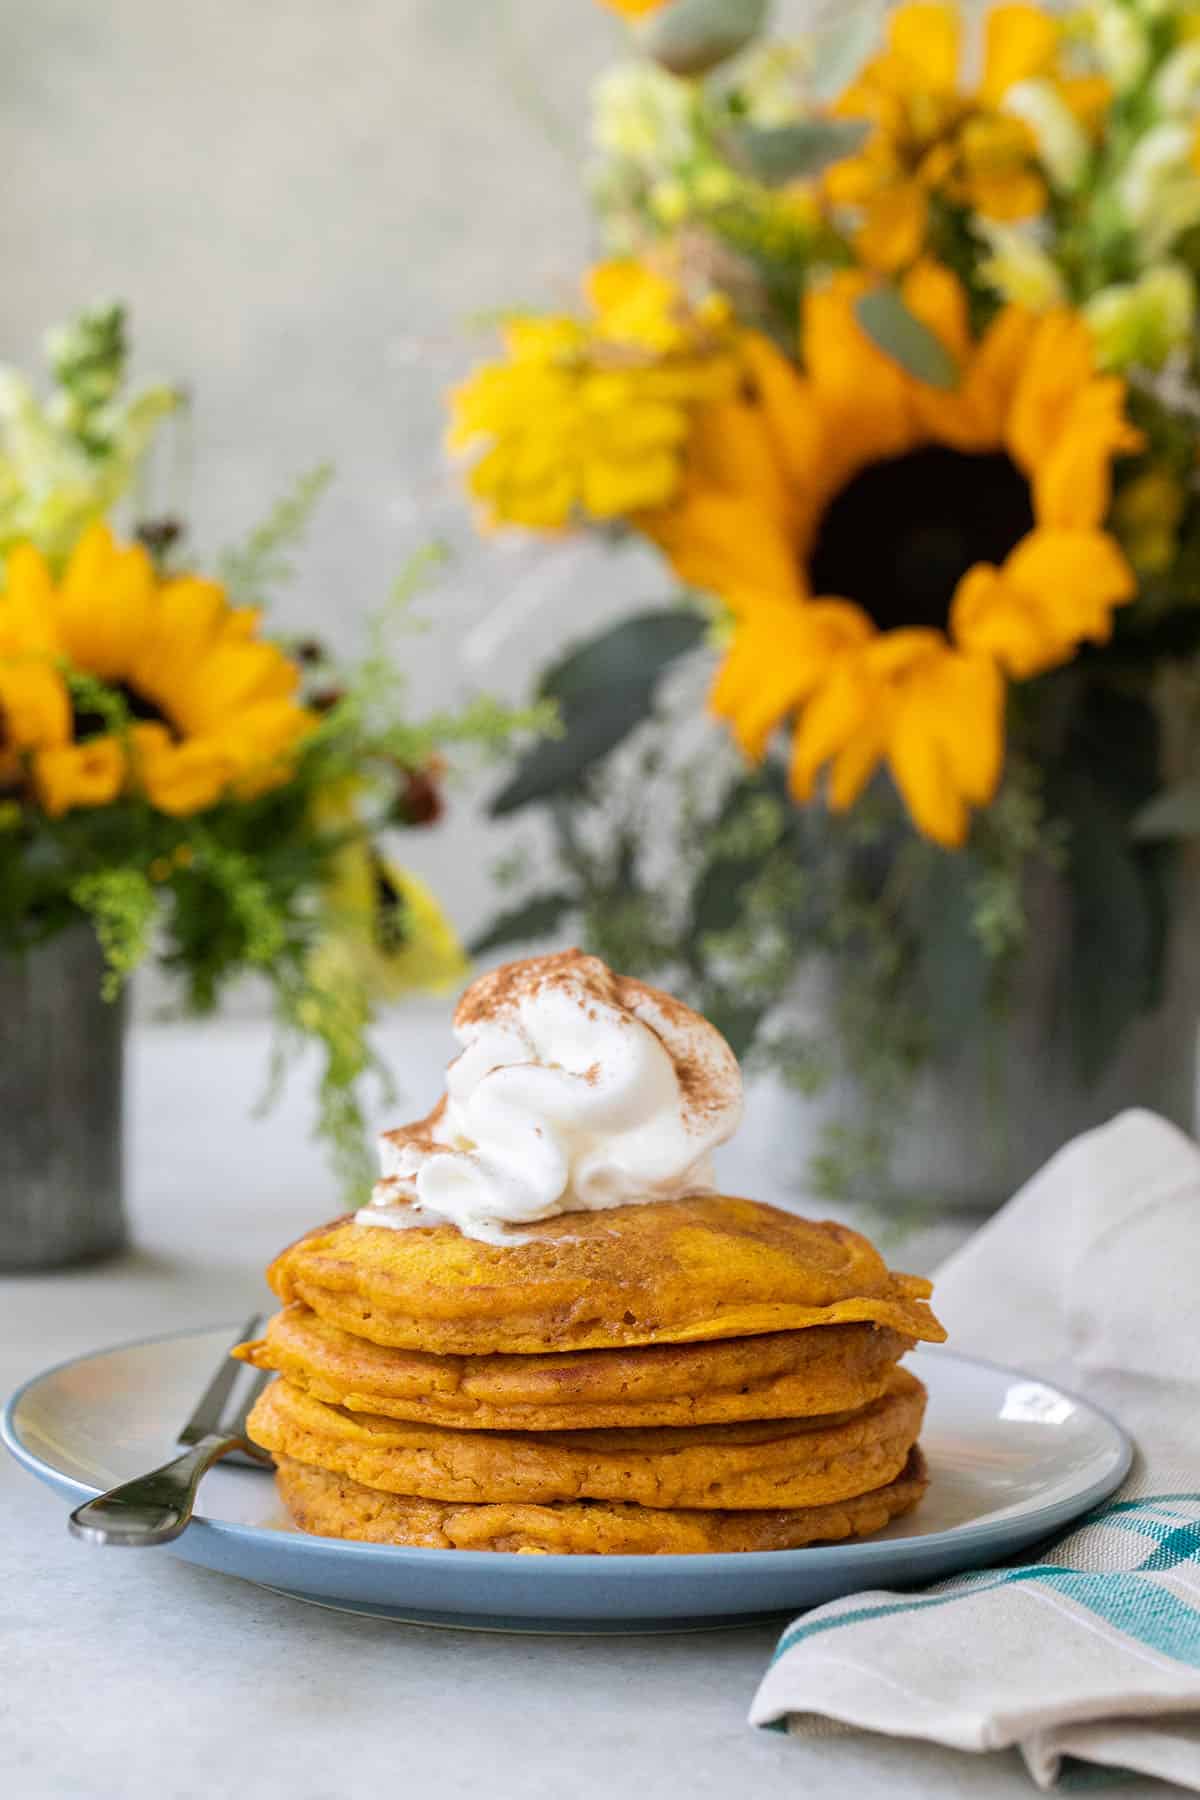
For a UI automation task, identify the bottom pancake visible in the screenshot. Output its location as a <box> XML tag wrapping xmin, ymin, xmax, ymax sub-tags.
<box><xmin>275</xmin><ymin>1447</ymin><xmax>928</xmax><ymax>1554</ymax></box>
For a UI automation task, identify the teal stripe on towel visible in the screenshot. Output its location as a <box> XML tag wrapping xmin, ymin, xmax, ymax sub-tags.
<box><xmin>772</xmin><ymin>1561</ymin><xmax>1200</xmax><ymax>1668</ymax></box>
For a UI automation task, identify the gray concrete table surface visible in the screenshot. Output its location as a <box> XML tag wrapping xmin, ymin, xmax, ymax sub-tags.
<box><xmin>0</xmin><ymin>1015</ymin><xmax>1176</xmax><ymax>1800</ymax></box>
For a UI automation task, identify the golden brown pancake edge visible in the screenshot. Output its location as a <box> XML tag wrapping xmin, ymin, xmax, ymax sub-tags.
<box><xmin>273</xmin><ymin>1447</ymin><xmax>930</xmax><ymax>1554</ymax></box>
<box><xmin>247</xmin><ymin>1367</ymin><xmax>927</xmax><ymax>1510</ymax></box>
<box><xmin>267</xmin><ymin>1195</ymin><xmax>945</xmax><ymax>1356</ymax></box>
<box><xmin>233</xmin><ymin>1306</ymin><xmax>912</xmax><ymax>1430</ymax></box>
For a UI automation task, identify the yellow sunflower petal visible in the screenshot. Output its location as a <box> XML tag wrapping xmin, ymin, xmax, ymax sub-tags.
<box><xmin>678</xmin><ymin>392</ymin><xmax>796</xmax><ymax>531</ymax></box>
<box><xmin>886</xmin><ymin>4</ymin><xmax>961</xmax><ymax>95</ymax></box>
<box><xmin>856</xmin><ymin>182</ymin><xmax>930</xmax><ymax>273</ymax></box>
<box><xmin>130</xmin><ymin>576</ymin><xmax>230</xmax><ymax>705</ymax></box>
<box><xmin>964</xmin><ymin>163</ymin><xmax>1047</xmax><ymax>222</ymax></box>
<box><xmin>168</xmin><ymin>640</ymin><xmax>300</xmax><ymax>737</ymax></box>
<box><xmin>804</xmin><ymin>274</ymin><xmax>919</xmax><ymax>476</ymax></box>
<box><xmin>887</xmin><ymin>690</ymin><xmax>970</xmax><ymax>849</ymax></box>
<box><xmin>963</xmin><ymin>303</ymin><xmax>1041</xmax><ymax>439</ymax></box>
<box><xmin>903</xmin><ymin>263</ymin><xmax>1004</xmax><ymax>448</ymax></box>
<box><xmin>738</xmin><ymin>334</ymin><xmax>828</xmax><ymax>524</ymax></box>
<box><xmin>137</xmin><ymin>737</ymin><xmax>240</xmax><ymax>817</ymax></box>
<box><xmin>58</xmin><ymin>527</ymin><xmax>156</xmax><ymax>682</ymax></box>
<box><xmin>979</xmin><ymin>4</ymin><xmax>1060</xmax><ymax>105</ymax></box>
<box><xmin>950</xmin><ymin>562</ymin><xmax>1061</xmax><ymax>677</ymax></box>
<box><xmin>788</xmin><ymin>657</ymin><xmax>878</xmax><ymax>802</ymax></box>
<box><xmin>829</xmin><ymin>726</ymin><xmax>886</xmax><ymax>812</ymax></box>
<box><xmin>645</xmin><ymin>483</ymin><xmax>804</xmax><ymax>608</ymax></box>
<box><xmin>0</xmin><ymin>659</ymin><xmax>71</xmax><ymax>750</ymax></box>
<box><xmin>1001</xmin><ymin>529</ymin><xmax>1136</xmax><ymax>659</ymax></box>
<box><xmin>923</xmin><ymin>650</ymin><xmax>1005</xmax><ymax>806</ymax></box>
<box><xmin>2</xmin><ymin>542</ymin><xmax>60</xmax><ymax>654</ymax></box>
<box><xmin>902</xmin><ymin>261</ymin><xmax>972</xmax><ymax>363</ymax></box>
<box><xmin>33</xmin><ymin>737</ymin><xmax>125</xmax><ymax>817</ymax></box>
<box><xmin>711</xmin><ymin>601</ymin><xmax>873</xmax><ymax>759</ymax></box>
<box><xmin>1005</xmin><ymin>310</ymin><xmax>1098</xmax><ymax>474</ymax></box>
<box><xmin>1032</xmin><ymin>379</ymin><xmax>1144</xmax><ymax>529</ymax></box>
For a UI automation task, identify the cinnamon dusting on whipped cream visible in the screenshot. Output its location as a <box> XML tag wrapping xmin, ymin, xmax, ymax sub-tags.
<box><xmin>355</xmin><ymin>950</ymin><xmax>743</xmax><ymax>1245</ymax></box>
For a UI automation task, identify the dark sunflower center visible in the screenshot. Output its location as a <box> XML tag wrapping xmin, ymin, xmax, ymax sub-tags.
<box><xmin>807</xmin><ymin>446</ymin><xmax>1035</xmax><ymax>633</ymax></box>
<box><xmin>73</xmin><ymin>684</ymin><xmax>169</xmax><ymax>741</ymax></box>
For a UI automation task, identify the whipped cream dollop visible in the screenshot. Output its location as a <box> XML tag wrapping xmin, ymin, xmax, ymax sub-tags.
<box><xmin>354</xmin><ymin>950</ymin><xmax>743</xmax><ymax>1244</ymax></box>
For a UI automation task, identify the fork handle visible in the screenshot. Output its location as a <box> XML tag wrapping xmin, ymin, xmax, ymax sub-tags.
<box><xmin>69</xmin><ymin>1433</ymin><xmax>242</xmax><ymax>1547</ymax></box>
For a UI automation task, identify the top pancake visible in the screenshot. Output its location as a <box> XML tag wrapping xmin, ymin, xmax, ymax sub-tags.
<box><xmin>267</xmin><ymin>1195</ymin><xmax>945</xmax><ymax>1356</ymax></box>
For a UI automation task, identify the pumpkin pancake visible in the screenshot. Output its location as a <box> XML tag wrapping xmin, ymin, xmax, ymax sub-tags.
<box><xmin>234</xmin><ymin>1307</ymin><xmax>911</xmax><ymax>1431</ymax></box>
<box><xmin>275</xmin><ymin>1447</ymin><xmax>929</xmax><ymax>1553</ymax></box>
<box><xmin>247</xmin><ymin>1366</ymin><xmax>926</xmax><ymax>1510</ymax></box>
<box><xmin>267</xmin><ymin>1195</ymin><xmax>944</xmax><ymax>1356</ymax></box>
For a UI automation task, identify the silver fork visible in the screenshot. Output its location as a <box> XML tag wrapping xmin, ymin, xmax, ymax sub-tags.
<box><xmin>68</xmin><ymin>1315</ymin><xmax>273</xmax><ymax>1547</ymax></box>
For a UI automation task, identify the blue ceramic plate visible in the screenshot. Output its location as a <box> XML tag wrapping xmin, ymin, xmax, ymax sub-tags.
<box><xmin>4</xmin><ymin>1328</ymin><xmax>1131</xmax><ymax>1634</ymax></box>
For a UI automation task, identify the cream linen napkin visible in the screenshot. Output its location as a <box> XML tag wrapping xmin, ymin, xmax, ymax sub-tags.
<box><xmin>750</xmin><ymin>1108</ymin><xmax>1200</xmax><ymax>1791</ymax></box>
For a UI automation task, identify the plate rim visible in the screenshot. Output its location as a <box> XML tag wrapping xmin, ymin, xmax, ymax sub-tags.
<box><xmin>2</xmin><ymin>1323</ymin><xmax>1134</xmax><ymax>1578</ymax></box>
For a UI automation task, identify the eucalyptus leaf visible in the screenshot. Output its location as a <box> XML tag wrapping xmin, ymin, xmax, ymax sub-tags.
<box><xmin>704</xmin><ymin>995</ymin><xmax>767</xmax><ymax>1060</ymax></box>
<box><xmin>469</xmin><ymin>892</ymin><xmax>577</xmax><ymax>958</ymax></box>
<box><xmin>640</xmin><ymin>0</ymin><xmax>768</xmax><ymax>78</ymax></box>
<box><xmin>489</xmin><ymin>610</ymin><xmax>708</xmax><ymax>816</ymax></box>
<box><xmin>723</xmin><ymin>118</ymin><xmax>869</xmax><ymax>187</ymax></box>
<box><xmin>1133</xmin><ymin>780</ymin><xmax>1200</xmax><ymax>841</ymax></box>
<box><xmin>854</xmin><ymin>286</ymin><xmax>959</xmax><ymax>390</ymax></box>
<box><xmin>541</xmin><ymin>611</ymin><xmax>706</xmax><ymax>707</ymax></box>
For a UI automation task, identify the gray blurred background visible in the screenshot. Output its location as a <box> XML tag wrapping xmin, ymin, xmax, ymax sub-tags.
<box><xmin>0</xmin><ymin>0</ymin><xmax>685</xmax><ymax>951</ymax></box>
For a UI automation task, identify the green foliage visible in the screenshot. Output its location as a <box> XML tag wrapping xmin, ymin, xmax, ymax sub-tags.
<box><xmin>490</xmin><ymin>608</ymin><xmax>706</xmax><ymax>814</ymax></box>
<box><xmin>640</xmin><ymin>0</ymin><xmax>769</xmax><ymax>79</ymax></box>
<box><xmin>853</xmin><ymin>286</ymin><xmax>960</xmax><ymax>389</ymax></box>
<box><xmin>71</xmin><ymin>868</ymin><xmax>157</xmax><ymax>1000</ymax></box>
<box><xmin>723</xmin><ymin>119</ymin><xmax>869</xmax><ymax>186</ymax></box>
<box><xmin>469</xmin><ymin>892</ymin><xmax>577</xmax><ymax>958</ymax></box>
<box><xmin>217</xmin><ymin>463</ymin><xmax>335</xmax><ymax>609</ymax></box>
<box><xmin>473</xmin><ymin>603</ymin><xmax>1187</xmax><ymax>1213</ymax></box>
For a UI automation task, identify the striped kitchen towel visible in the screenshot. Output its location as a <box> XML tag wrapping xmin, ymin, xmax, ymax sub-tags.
<box><xmin>751</xmin><ymin>1109</ymin><xmax>1200</xmax><ymax>1791</ymax></box>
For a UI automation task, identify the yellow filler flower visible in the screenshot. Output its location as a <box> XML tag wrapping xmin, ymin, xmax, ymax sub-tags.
<box><xmin>596</xmin><ymin>0</ymin><xmax>670</xmax><ymax>15</ymax></box>
<box><xmin>827</xmin><ymin>2</ymin><xmax>1068</xmax><ymax>270</ymax></box>
<box><xmin>0</xmin><ymin>523</ymin><xmax>313</xmax><ymax>817</ymax></box>
<box><xmin>646</xmin><ymin>263</ymin><xmax>1141</xmax><ymax>847</ymax></box>
<box><xmin>447</xmin><ymin>260</ymin><xmax>735</xmax><ymax>530</ymax></box>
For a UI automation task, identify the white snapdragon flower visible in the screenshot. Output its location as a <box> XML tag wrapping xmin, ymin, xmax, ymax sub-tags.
<box><xmin>1154</xmin><ymin>39</ymin><xmax>1200</xmax><ymax>116</ymax></box>
<box><xmin>977</xmin><ymin>222</ymin><xmax>1068</xmax><ymax>309</ymax></box>
<box><xmin>1086</xmin><ymin>0</ymin><xmax>1153</xmax><ymax>88</ymax></box>
<box><xmin>1119</xmin><ymin>121</ymin><xmax>1200</xmax><ymax>257</ymax></box>
<box><xmin>1085</xmin><ymin>263</ymin><xmax>1197</xmax><ymax>369</ymax></box>
<box><xmin>1003</xmin><ymin>80</ymin><xmax>1090</xmax><ymax>189</ymax></box>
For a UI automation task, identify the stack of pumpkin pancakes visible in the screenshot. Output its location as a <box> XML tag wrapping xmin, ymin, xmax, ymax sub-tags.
<box><xmin>238</xmin><ymin>1194</ymin><xmax>945</xmax><ymax>1555</ymax></box>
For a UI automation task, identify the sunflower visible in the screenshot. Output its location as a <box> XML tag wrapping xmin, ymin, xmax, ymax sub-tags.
<box><xmin>447</xmin><ymin>260</ymin><xmax>735</xmax><ymax>530</ymax></box>
<box><xmin>0</xmin><ymin>523</ymin><xmax>314</xmax><ymax>818</ymax></box>
<box><xmin>644</xmin><ymin>262</ymin><xmax>1141</xmax><ymax>847</ymax></box>
<box><xmin>827</xmin><ymin>2</ymin><xmax>1092</xmax><ymax>271</ymax></box>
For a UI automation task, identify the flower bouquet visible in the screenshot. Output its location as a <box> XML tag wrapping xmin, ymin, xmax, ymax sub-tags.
<box><xmin>453</xmin><ymin>0</ymin><xmax>1200</xmax><ymax>1212</ymax></box>
<box><xmin>0</xmin><ymin>306</ymin><xmax>540</xmax><ymax>1266</ymax></box>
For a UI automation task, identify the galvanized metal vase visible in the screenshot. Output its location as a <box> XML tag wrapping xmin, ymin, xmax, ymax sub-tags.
<box><xmin>0</xmin><ymin>925</ymin><xmax>127</xmax><ymax>1270</ymax></box>
<box><xmin>718</xmin><ymin>858</ymin><xmax>1200</xmax><ymax>1220</ymax></box>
